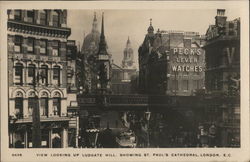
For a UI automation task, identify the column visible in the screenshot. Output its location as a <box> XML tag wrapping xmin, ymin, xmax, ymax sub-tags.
<box><xmin>48</xmin><ymin>98</ymin><xmax>53</xmax><ymax>117</ymax></box>
<box><xmin>48</xmin><ymin>67</ymin><xmax>52</xmax><ymax>86</ymax></box>
<box><xmin>49</xmin><ymin>129</ymin><xmax>52</xmax><ymax>148</ymax></box>
<box><xmin>50</xmin><ymin>65</ymin><xmax>54</xmax><ymax>86</ymax></box>
<box><xmin>24</xmin><ymin>129</ymin><xmax>28</xmax><ymax>148</ymax></box>
<box><xmin>76</xmin><ymin>116</ymin><xmax>79</xmax><ymax>148</ymax></box>
<box><xmin>61</xmin><ymin>128</ymin><xmax>68</xmax><ymax>148</ymax></box>
<box><xmin>24</xmin><ymin>61</ymin><xmax>28</xmax><ymax>86</ymax></box>
<box><xmin>9</xmin><ymin>132</ymin><xmax>13</xmax><ymax>147</ymax></box>
<box><xmin>61</xmin><ymin>99</ymin><xmax>67</xmax><ymax>117</ymax></box>
<box><xmin>23</xmin><ymin>99</ymin><xmax>29</xmax><ymax>118</ymax></box>
<box><xmin>36</xmin><ymin>62</ymin><xmax>40</xmax><ymax>86</ymax></box>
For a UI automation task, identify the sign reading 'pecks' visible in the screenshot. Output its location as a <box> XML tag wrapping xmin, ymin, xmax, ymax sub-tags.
<box><xmin>171</xmin><ymin>47</ymin><xmax>204</xmax><ymax>73</ymax></box>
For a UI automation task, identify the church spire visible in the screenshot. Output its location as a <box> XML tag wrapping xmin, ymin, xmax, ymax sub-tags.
<box><xmin>126</xmin><ymin>36</ymin><xmax>131</xmax><ymax>46</ymax></box>
<box><xmin>92</xmin><ymin>12</ymin><xmax>98</xmax><ymax>33</ymax></box>
<box><xmin>101</xmin><ymin>12</ymin><xmax>105</xmax><ymax>39</ymax></box>
<box><xmin>98</xmin><ymin>12</ymin><xmax>108</xmax><ymax>55</ymax></box>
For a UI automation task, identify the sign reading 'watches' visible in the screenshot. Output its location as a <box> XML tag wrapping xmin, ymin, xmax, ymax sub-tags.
<box><xmin>171</xmin><ymin>47</ymin><xmax>204</xmax><ymax>73</ymax></box>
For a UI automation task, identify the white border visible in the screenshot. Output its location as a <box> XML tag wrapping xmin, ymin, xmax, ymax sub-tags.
<box><xmin>0</xmin><ymin>1</ymin><xmax>249</xmax><ymax>162</ymax></box>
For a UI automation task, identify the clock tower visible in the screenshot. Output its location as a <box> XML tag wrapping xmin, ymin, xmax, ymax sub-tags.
<box><xmin>122</xmin><ymin>37</ymin><xmax>134</xmax><ymax>68</ymax></box>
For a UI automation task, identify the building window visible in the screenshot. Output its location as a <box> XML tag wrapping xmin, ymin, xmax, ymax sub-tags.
<box><xmin>193</xmin><ymin>80</ymin><xmax>200</xmax><ymax>89</ymax></box>
<box><xmin>28</xmin><ymin>97</ymin><xmax>38</xmax><ymax>117</ymax></box>
<box><xmin>52</xmin><ymin>11</ymin><xmax>59</xmax><ymax>27</ymax></box>
<box><xmin>27</xmin><ymin>10</ymin><xmax>34</xmax><ymax>23</ymax></box>
<box><xmin>40</xmin><ymin>65</ymin><xmax>48</xmax><ymax>85</ymax></box>
<box><xmin>28</xmin><ymin>64</ymin><xmax>36</xmax><ymax>85</ymax></box>
<box><xmin>27</xmin><ymin>37</ymin><xmax>35</xmax><ymax>53</ymax></box>
<box><xmin>40</xmin><ymin>97</ymin><xmax>48</xmax><ymax>117</ymax></box>
<box><xmin>14</xmin><ymin>10</ymin><xmax>21</xmax><ymax>21</ymax></box>
<box><xmin>52</xmin><ymin>40</ymin><xmax>59</xmax><ymax>56</ymax></box>
<box><xmin>40</xmin><ymin>10</ymin><xmax>47</xmax><ymax>25</ymax></box>
<box><xmin>15</xmin><ymin>63</ymin><xmax>23</xmax><ymax>85</ymax></box>
<box><xmin>40</xmin><ymin>39</ymin><xmax>47</xmax><ymax>55</ymax></box>
<box><xmin>173</xmin><ymin>80</ymin><xmax>178</xmax><ymax>91</ymax></box>
<box><xmin>183</xmin><ymin>71</ymin><xmax>189</xmax><ymax>76</ymax></box>
<box><xmin>53</xmin><ymin>66</ymin><xmax>60</xmax><ymax>85</ymax></box>
<box><xmin>15</xmin><ymin>97</ymin><xmax>23</xmax><ymax>119</ymax></box>
<box><xmin>229</xmin><ymin>31</ymin><xmax>235</xmax><ymax>36</ymax></box>
<box><xmin>183</xmin><ymin>80</ymin><xmax>189</xmax><ymax>91</ymax></box>
<box><xmin>14</xmin><ymin>35</ymin><xmax>22</xmax><ymax>53</ymax></box>
<box><xmin>229</xmin><ymin>23</ymin><xmax>234</xmax><ymax>28</ymax></box>
<box><xmin>53</xmin><ymin>98</ymin><xmax>61</xmax><ymax>116</ymax></box>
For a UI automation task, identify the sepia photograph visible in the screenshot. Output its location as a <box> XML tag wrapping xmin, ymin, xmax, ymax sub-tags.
<box><xmin>0</xmin><ymin>1</ymin><xmax>249</xmax><ymax>162</ymax></box>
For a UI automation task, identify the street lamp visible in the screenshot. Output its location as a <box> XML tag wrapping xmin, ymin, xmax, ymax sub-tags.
<box><xmin>32</xmin><ymin>71</ymin><xmax>41</xmax><ymax>148</ymax></box>
<box><xmin>145</xmin><ymin>108</ymin><xmax>151</xmax><ymax>147</ymax></box>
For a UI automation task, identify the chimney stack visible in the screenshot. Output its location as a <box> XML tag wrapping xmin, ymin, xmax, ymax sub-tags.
<box><xmin>215</xmin><ymin>9</ymin><xmax>227</xmax><ymax>27</ymax></box>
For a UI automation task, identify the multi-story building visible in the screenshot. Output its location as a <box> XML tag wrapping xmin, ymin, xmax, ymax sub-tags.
<box><xmin>138</xmin><ymin>20</ymin><xmax>205</xmax><ymax>96</ymax></box>
<box><xmin>7</xmin><ymin>9</ymin><xmax>74</xmax><ymax>148</ymax></box>
<box><xmin>66</xmin><ymin>40</ymin><xmax>79</xmax><ymax>147</ymax></box>
<box><xmin>203</xmin><ymin>9</ymin><xmax>240</xmax><ymax>147</ymax></box>
<box><xmin>111</xmin><ymin>37</ymin><xmax>137</xmax><ymax>94</ymax></box>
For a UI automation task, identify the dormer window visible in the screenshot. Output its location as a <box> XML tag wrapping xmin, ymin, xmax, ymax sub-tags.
<box><xmin>52</xmin><ymin>11</ymin><xmax>59</xmax><ymax>27</ymax></box>
<box><xmin>14</xmin><ymin>10</ymin><xmax>21</xmax><ymax>21</ymax></box>
<box><xmin>27</xmin><ymin>10</ymin><xmax>34</xmax><ymax>23</ymax></box>
<box><xmin>40</xmin><ymin>10</ymin><xmax>47</xmax><ymax>25</ymax></box>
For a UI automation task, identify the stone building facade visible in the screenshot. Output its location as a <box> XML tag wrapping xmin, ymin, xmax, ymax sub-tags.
<box><xmin>203</xmin><ymin>9</ymin><xmax>240</xmax><ymax>147</ymax></box>
<box><xmin>7</xmin><ymin>9</ymin><xmax>74</xmax><ymax>148</ymax></box>
<box><xmin>138</xmin><ymin>20</ymin><xmax>205</xmax><ymax>96</ymax></box>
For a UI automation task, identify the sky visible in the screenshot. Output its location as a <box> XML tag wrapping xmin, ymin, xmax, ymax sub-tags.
<box><xmin>67</xmin><ymin>8</ymin><xmax>241</xmax><ymax>69</ymax></box>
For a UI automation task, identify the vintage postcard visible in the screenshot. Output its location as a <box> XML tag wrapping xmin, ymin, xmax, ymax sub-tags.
<box><xmin>0</xmin><ymin>1</ymin><xmax>249</xmax><ymax>162</ymax></box>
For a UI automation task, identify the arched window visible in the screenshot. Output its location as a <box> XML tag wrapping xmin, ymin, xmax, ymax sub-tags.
<box><xmin>40</xmin><ymin>92</ymin><xmax>48</xmax><ymax>117</ymax></box>
<box><xmin>28</xmin><ymin>64</ymin><xmax>36</xmax><ymax>85</ymax></box>
<box><xmin>40</xmin><ymin>65</ymin><xmax>48</xmax><ymax>85</ymax></box>
<box><xmin>15</xmin><ymin>92</ymin><xmax>23</xmax><ymax>119</ymax></box>
<box><xmin>15</xmin><ymin>63</ymin><xmax>23</xmax><ymax>85</ymax></box>
<box><xmin>53</xmin><ymin>92</ymin><xmax>61</xmax><ymax>116</ymax></box>
<box><xmin>53</xmin><ymin>66</ymin><xmax>60</xmax><ymax>86</ymax></box>
<box><xmin>52</xmin><ymin>11</ymin><xmax>59</xmax><ymax>27</ymax></box>
<box><xmin>40</xmin><ymin>10</ymin><xmax>47</xmax><ymax>25</ymax></box>
<box><xmin>28</xmin><ymin>92</ymin><xmax>38</xmax><ymax>117</ymax></box>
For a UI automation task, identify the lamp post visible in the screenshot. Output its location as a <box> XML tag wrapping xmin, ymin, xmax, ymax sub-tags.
<box><xmin>145</xmin><ymin>108</ymin><xmax>151</xmax><ymax>147</ymax></box>
<box><xmin>32</xmin><ymin>70</ymin><xmax>41</xmax><ymax>148</ymax></box>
